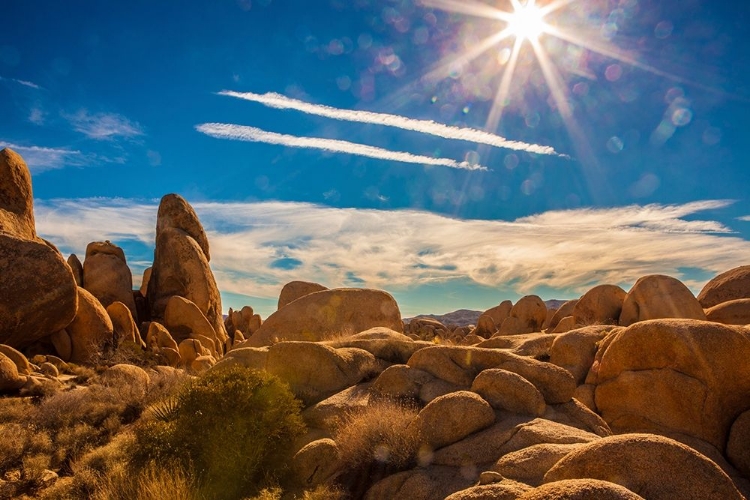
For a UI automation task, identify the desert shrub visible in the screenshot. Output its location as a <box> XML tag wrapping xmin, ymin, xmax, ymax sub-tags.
<box><xmin>333</xmin><ymin>399</ymin><xmax>421</xmax><ymax>498</ymax></box>
<box><xmin>0</xmin><ymin>397</ymin><xmax>33</xmax><ymax>423</ymax></box>
<box><xmin>92</xmin><ymin>460</ymin><xmax>196</xmax><ymax>500</ymax></box>
<box><xmin>132</xmin><ymin>365</ymin><xmax>306</xmax><ymax>500</ymax></box>
<box><xmin>0</xmin><ymin>423</ymin><xmax>27</xmax><ymax>470</ymax></box>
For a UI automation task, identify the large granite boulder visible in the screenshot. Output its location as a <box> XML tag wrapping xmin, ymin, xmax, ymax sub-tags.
<box><xmin>244</xmin><ymin>288</ymin><xmax>403</xmax><ymax>347</ymax></box>
<box><xmin>619</xmin><ymin>275</ymin><xmax>705</xmax><ymax>326</ymax></box>
<box><xmin>83</xmin><ymin>240</ymin><xmax>137</xmax><ymax>319</ymax></box>
<box><xmin>0</xmin><ymin>149</ymin><xmax>78</xmax><ymax>349</ymax></box>
<box><xmin>573</xmin><ymin>285</ymin><xmax>626</xmax><ymax>326</ymax></box>
<box><xmin>147</xmin><ymin>194</ymin><xmax>227</xmax><ymax>345</ymax></box>
<box><xmin>592</xmin><ymin>319</ymin><xmax>750</xmax><ymax>451</ymax></box>
<box><xmin>543</xmin><ymin>433</ymin><xmax>744</xmax><ymax>500</ymax></box>
<box><xmin>278</xmin><ymin>280</ymin><xmax>328</xmax><ymax>310</ymax></box>
<box><xmin>67</xmin><ymin>287</ymin><xmax>114</xmax><ymax>363</ymax></box>
<box><xmin>698</xmin><ymin>265</ymin><xmax>750</xmax><ymax>308</ymax></box>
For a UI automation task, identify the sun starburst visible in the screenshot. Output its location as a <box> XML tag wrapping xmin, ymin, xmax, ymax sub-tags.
<box><xmin>506</xmin><ymin>0</ymin><xmax>546</xmax><ymax>42</ymax></box>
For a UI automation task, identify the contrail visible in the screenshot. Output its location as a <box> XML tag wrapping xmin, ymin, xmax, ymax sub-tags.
<box><xmin>219</xmin><ymin>90</ymin><xmax>565</xmax><ymax>157</ymax></box>
<box><xmin>196</xmin><ymin>123</ymin><xmax>488</xmax><ymax>171</ymax></box>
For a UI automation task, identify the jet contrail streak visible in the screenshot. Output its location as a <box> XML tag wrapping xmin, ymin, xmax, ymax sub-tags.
<box><xmin>196</xmin><ymin>123</ymin><xmax>488</xmax><ymax>171</ymax></box>
<box><xmin>219</xmin><ymin>90</ymin><xmax>565</xmax><ymax>157</ymax></box>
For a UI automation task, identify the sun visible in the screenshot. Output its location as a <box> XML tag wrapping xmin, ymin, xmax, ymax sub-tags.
<box><xmin>506</xmin><ymin>1</ymin><xmax>546</xmax><ymax>42</ymax></box>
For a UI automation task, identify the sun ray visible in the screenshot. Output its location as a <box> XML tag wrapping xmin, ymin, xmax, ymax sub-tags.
<box><xmin>538</xmin><ymin>0</ymin><xmax>577</xmax><ymax>17</ymax></box>
<box><xmin>486</xmin><ymin>36</ymin><xmax>524</xmax><ymax>133</ymax></box>
<box><xmin>420</xmin><ymin>0</ymin><xmax>512</xmax><ymax>23</ymax></box>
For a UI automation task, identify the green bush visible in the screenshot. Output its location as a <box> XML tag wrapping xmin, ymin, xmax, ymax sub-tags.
<box><xmin>133</xmin><ymin>365</ymin><xmax>306</xmax><ymax>500</ymax></box>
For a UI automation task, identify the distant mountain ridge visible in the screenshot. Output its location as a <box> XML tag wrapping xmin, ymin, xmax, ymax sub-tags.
<box><xmin>405</xmin><ymin>300</ymin><xmax>570</xmax><ymax>327</ymax></box>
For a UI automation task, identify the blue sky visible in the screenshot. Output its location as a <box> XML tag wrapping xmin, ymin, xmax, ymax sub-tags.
<box><xmin>2</xmin><ymin>0</ymin><xmax>749</xmax><ymax>317</ymax></box>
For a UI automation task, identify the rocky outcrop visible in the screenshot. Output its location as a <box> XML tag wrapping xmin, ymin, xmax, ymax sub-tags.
<box><xmin>66</xmin><ymin>287</ymin><xmax>114</xmax><ymax>363</ymax></box>
<box><xmin>547</xmin><ymin>300</ymin><xmax>577</xmax><ymax>331</ymax></box>
<box><xmin>573</xmin><ymin>285</ymin><xmax>626</xmax><ymax>326</ymax></box>
<box><xmin>705</xmin><ymin>298</ymin><xmax>750</xmax><ymax>325</ymax></box>
<box><xmin>499</xmin><ymin>295</ymin><xmax>547</xmax><ymax>335</ymax></box>
<box><xmin>216</xmin><ymin>341</ymin><xmax>379</xmax><ymax>405</ymax></box>
<box><xmin>0</xmin><ymin>149</ymin><xmax>78</xmax><ymax>349</ymax></box>
<box><xmin>482</xmin><ymin>300</ymin><xmax>513</xmax><ymax>328</ymax></box>
<box><xmin>698</xmin><ymin>265</ymin><xmax>750</xmax><ymax>308</ymax></box>
<box><xmin>83</xmin><ymin>241</ymin><xmax>137</xmax><ymax>319</ymax></box>
<box><xmin>519</xmin><ymin>479</ymin><xmax>645</xmax><ymax>499</ymax></box>
<box><xmin>549</xmin><ymin>325</ymin><xmax>619</xmax><ymax>384</ymax></box>
<box><xmin>278</xmin><ymin>280</ymin><xmax>328</xmax><ymax>310</ymax></box>
<box><xmin>592</xmin><ymin>319</ymin><xmax>750</xmax><ymax>451</ymax></box>
<box><xmin>106</xmin><ymin>301</ymin><xmax>143</xmax><ymax>346</ymax></box>
<box><xmin>67</xmin><ymin>254</ymin><xmax>83</xmax><ymax>286</ymax></box>
<box><xmin>619</xmin><ymin>275</ymin><xmax>705</xmax><ymax>326</ymax></box>
<box><xmin>414</xmin><ymin>391</ymin><xmax>495</xmax><ymax>450</ymax></box>
<box><xmin>471</xmin><ymin>368</ymin><xmax>546</xmax><ymax>416</ymax></box>
<box><xmin>244</xmin><ymin>288</ymin><xmax>403</xmax><ymax>346</ymax></box>
<box><xmin>543</xmin><ymin>433</ymin><xmax>744</xmax><ymax>500</ymax></box>
<box><xmin>147</xmin><ymin>194</ymin><xmax>227</xmax><ymax>345</ymax></box>
<box><xmin>164</xmin><ymin>295</ymin><xmax>220</xmax><ymax>355</ymax></box>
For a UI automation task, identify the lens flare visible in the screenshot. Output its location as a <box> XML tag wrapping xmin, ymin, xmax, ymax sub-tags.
<box><xmin>507</xmin><ymin>1</ymin><xmax>546</xmax><ymax>42</ymax></box>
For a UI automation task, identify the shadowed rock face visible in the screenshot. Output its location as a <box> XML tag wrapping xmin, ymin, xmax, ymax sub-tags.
<box><xmin>83</xmin><ymin>240</ymin><xmax>137</xmax><ymax>320</ymax></box>
<box><xmin>147</xmin><ymin>194</ymin><xmax>227</xmax><ymax>346</ymax></box>
<box><xmin>244</xmin><ymin>288</ymin><xmax>403</xmax><ymax>346</ymax></box>
<box><xmin>0</xmin><ymin>148</ymin><xmax>78</xmax><ymax>348</ymax></box>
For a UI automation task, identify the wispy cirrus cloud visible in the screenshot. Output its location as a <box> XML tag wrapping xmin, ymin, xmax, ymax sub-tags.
<box><xmin>0</xmin><ymin>75</ymin><xmax>43</xmax><ymax>90</ymax></box>
<box><xmin>64</xmin><ymin>110</ymin><xmax>144</xmax><ymax>140</ymax></box>
<box><xmin>219</xmin><ymin>90</ymin><xmax>564</xmax><ymax>157</ymax></box>
<box><xmin>196</xmin><ymin>123</ymin><xmax>487</xmax><ymax>170</ymax></box>
<box><xmin>737</xmin><ymin>215</ymin><xmax>750</xmax><ymax>222</ymax></box>
<box><xmin>34</xmin><ymin>197</ymin><xmax>748</xmax><ymax>316</ymax></box>
<box><xmin>0</xmin><ymin>142</ymin><xmax>83</xmax><ymax>173</ymax></box>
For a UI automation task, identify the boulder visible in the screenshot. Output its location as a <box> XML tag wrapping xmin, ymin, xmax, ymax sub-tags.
<box><xmin>619</xmin><ymin>275</ymin><xmax>705</xmax><ymax>326</ymax></box>
<box><xmin>414</xmin><ymin>391</ymin><xmax>495</xmax><ymax>450</ymax></box>
<box><xmin>547</xmin><ymin>300</ymin><xmax>577</xmax><ymax>331</ymax></box>
<box><xmin>67</xmin><ymin>254</ymin><xmax>83</xmax><ymax>286</ymax></box>
<box><xmin>549</xmin><ymin>399</ymin><xmax>612</xmax><ymax>438</ymax></box>
<box><xmin>244</xmin><ymin>288</ymin><xmax>403</xmax><ymax>346</ymax></box>
<box><xmin>573</xmin><ymin>285</ymin><xmax>626</xmax><ymax>326</ymax></box>
<box><xmin>499</xmin><ymin>419</ymin><xmax>600</xmax><ymax>456</ymax></box>
<box><xmin>139</xmin><ymin>267</ymin><xmax>151</xmax><ymax>296</ymax></box>
<box><xmin>217</xmin><ymin>341</ymin><xmax>378</xmax><ymax>405</ymax></box>
<box><xmin>106</xmin><ymin>301</ymin><xmax>143</xmax><ymax>346</ymax></box>
<box><xmin>67</xmin><ymin>287</ymin><xmax>114</xmax><ymax>363</ymax></box>
<box><xmin>551</xmin><ymin>316</ymin><xmax>576</xmax><ymax>334</ymax></box>
<box><xmin>49</xmin><ymin>330</ymin><xmax>72</xmax><ymax>361</ymax></box>
<box><xmin>0</xmin><ymin>351</ymin><xmax>25</xmax><ymax>391</ymax></box>
<box><xmin>0</xmin><ymin>148</ymin><xmax>35</xmax><ymax>239</ymax></box>
<box><xmin>302</xmin><ymin>383</ymin><xmax>372</xmax><ymax>431</ymax></box>
<box><xmin>83</xmin><ymin>241</ymin><xmax>137</xmax><ymax>318</ymax></box>
<box><xmin>482</xmin><ymin>300</ymin><xmax>513</xmax><ymax>328</ymax></box>
<box><xmin>705</xmin><ymin>298</ymin><xmax>750</xmax><ymax>325</ymax></box>
<box><xmin>406</xmin><ymin>317</ymin><xmax>450</xmax><ymax>341</ymax></box>
<box><xmin>549</xmin><ymin>326</ymin><xmax>619</xmax><ymax>384</ymax></box>
<box><xmin>543</xmin><ymin>433</ymin><xmax>744</xmax><ymax>500</ymax></box>
<box><xmin>39</xmin><ymin>361</ymin><xmax>59</xmax><ymax>378</ymax></box>
<box><xmin>228</xmin><ymin>306</ymin><xmax>261</xmax><ymax>336</ymax></box>
<box><xmin>471</xmin><ymin>369</ymin><xmax>546</xmax><ymax>416</ymax></box>
<box><xmin>364</xmin><ymin>466</ymin><xmax>475</xmax><ymax>500</ymax></box>
<box><xmin>493</xmin><ymin>443</ymin><xmax>584</xmax><ymax>486</ymax></box>
<box><xmin>698</xmin><ymin>265</ymin><xmax>750</xmax><ymax>308</ymax></box>
<box><xmin>0</xmin><ymin>345</ymin><xmax>31</xmax><ymax>375</ymax></box>
<box><xmin>473</xmin><ymin>314</ymin><xmax>497</xmax><ymax>338</ymax></box>
<box><xmin>519</xmin><ymin>479</ymin><xmax>645</xmax><ymax>499</ymax></box>
<box><xmin>164</xmin><ymin>296</ymin><xmax>220</xmax><ymax>354</ymax></box>
<box><xmin>98</xmin><ymin>364</ymin><xmax>150</xmax><ymax>399</ymax></box>
<box><xmin>444</xmin><ymin>480</ymin><xmax>532</xmax><ymax>500</ymax></box>
<box><xmin>0</xmin><ymin>234</ymin><xmax>78</xmax><ymax>348</ymax></box>
<box><xmin>178</xmin><ymin>338</ymin><xmax>210</xmax><ymax>367</ymax></box>
<box><xmin>500</xmin><ymin>296</ymin><xmax>547</xmax><ymax>335</ymax></box>
<box><xmin>278</xmin><ymin>280</ymin><xmax>328</xmax><ymax>310</ymax></box>
<box><xmin>593</xmin><ymin>319</ymin><xmax>750</xmax><ymax>451</ymax></box>
<box><xmin>147</xmin><ymin>194</ymin><xmax>227</xmax><ymax>346</ymax></box>
<box><xmin>325</xmin><ymin>328</ymin><xmax>428</xmax><ymax>364</ymax></box>
<box><xmin>293</xmin><ymin>438</ymin><xmax>341</xmax><ymax>488</ymax></box>
<box><xmin>727</xmin><ymin>410</ymin><xmax>750</xmax><ymax>478</ymax></box>
<box><xmin>408</xmin><ymin>346</ymin><xmax>576</xmax><ymax>404</ymax></box>
<box><xmin>371</xmin><ymin>364</ymin><xmax>436</xmax><ymax>400</ymax></box>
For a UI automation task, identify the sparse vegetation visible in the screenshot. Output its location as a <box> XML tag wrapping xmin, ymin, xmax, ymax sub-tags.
<box><xmin>132</xmin><ymin>365</ymin><xmax>306</xmax><ymax>500</ymax></box>
<box><xmin>333</xmin><ymin>399</ymin><xmax>422</xmax><ymax>498</ymax></box>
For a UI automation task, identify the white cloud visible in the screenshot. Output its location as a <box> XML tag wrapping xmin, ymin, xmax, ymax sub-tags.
<box><xmin>34</xmin><ymin>198</ymin><xmax>749</xmax><ymax>313</ymax></box>
<box><xmin>65</xmin><ymin>110</ymin><xmax>144</xmax><ymax>140</ymax></box>
<box><xmin>0</xmin><ymin>76</ymin><xmax>43</xmax><ymax>90</ymax></box>
<box><xmin>28</xmin><ymin>107</ymin><xmax>45</xmax><ymax>125</ymax></box>
<box><xmin>219</xmin><ymin>90</ymin><xmax>564</xmax><ymax>157</ymax></box>
<box><xmin>196</xmin><ymin>123</ymin><xmax>486</xmax><ymax>170</ymax></box>
<box><xmin>737</xmin><ymin>215</ymin><xmax>750</xmax><ymax>222</ymax></box>
<box><xmin>0</xmin><ymin>142</ymin><xmax>83</xmax><ymax>173</ymax></box>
